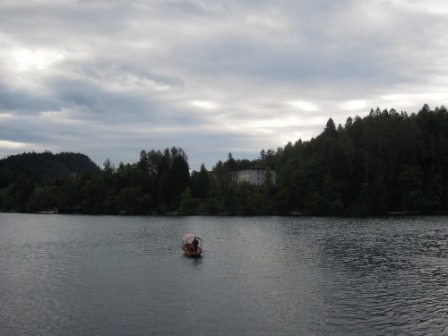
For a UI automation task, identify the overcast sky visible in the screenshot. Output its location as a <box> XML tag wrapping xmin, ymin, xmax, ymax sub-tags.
<box><xmin>1</xmin><ymin>0</ymin><xmax>447</xmax><ymax>171</ymax></box>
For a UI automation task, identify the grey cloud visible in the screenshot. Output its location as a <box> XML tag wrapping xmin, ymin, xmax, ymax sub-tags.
<box><xmin>46</xmin><ymin>76</ymin><xmax>154</xmax><ymax>119</ymax></box>
<box><xmin>49</xmin><ymin>78</ymin><xmax>101</xmax><ymax>110</ymax></box>
<box><xmin>0</xmin><ymin>0</ymin><xmax>447</xmax><ymax>170</ymax></box>
<box><xmin>0</xmin><ymin>2</ymin><xmax>133</xmax><ymax>37</ymax></box>
<box><xmin>0</xmin><ymin>84</ymin><xmax>56</xmax><ymax>113</ymax></box>
<box><xmin>159</xmin><ymin>1</ymin><xmax>211</xmax><ymax>16</ymax></box>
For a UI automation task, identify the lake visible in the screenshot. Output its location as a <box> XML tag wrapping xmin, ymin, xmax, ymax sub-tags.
<box><xmin>0</xmin><ymin>214</ymin><xmax>447</xmax><ymax>335</ymax></box>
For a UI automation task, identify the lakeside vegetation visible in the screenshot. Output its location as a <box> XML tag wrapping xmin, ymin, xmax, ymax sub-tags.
<box><xmin>1</xmin><ymin>104</ymin><xmax>448</xmax><ymax>216</ymax></box>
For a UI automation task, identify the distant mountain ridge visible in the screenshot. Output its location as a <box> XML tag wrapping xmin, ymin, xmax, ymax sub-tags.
<box><xmin>0</xmin><ymin>151</ymin><xmax>100</xmax><ymax>186</ymax></box>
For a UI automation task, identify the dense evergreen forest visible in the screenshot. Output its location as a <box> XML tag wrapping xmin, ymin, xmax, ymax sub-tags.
<box><xmin>1</xmin><ymin>104</ymin><xmax>447</xmax><ymax>216</ymax></box>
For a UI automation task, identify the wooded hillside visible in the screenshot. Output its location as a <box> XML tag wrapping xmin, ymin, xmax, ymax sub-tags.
<box><xmin>273</xmin><ymin>105</ymin><xmax>448</xmax><ymax>215</ymax></box>
<box><xmin>1</xmin><ymin>104</ymin><xmax>447</xmax><ymax>215</ymax></box>
<box><xmin>0</xmin><ymin>151</ymin><xmax>99</xmax><ymax>187</ymax></box>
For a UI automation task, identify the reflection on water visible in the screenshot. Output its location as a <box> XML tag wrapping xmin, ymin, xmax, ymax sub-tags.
<box><xmin>0</xmin><ymin>214</ymin><xmax>447</xmax><ymax>335</ymax></box>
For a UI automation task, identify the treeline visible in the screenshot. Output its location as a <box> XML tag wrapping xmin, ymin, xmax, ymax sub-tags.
<box><xmin>1</xmin><ymin>104</ymin><xmax>448</xmax><ymax>215</ymax></box>
<box><xmin>276</xmin><ymin>104</ymin><xmax>448</xmax><ymax>215</ymax></box>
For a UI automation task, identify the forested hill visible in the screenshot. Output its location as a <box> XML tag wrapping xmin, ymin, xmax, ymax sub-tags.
<box><xmin>0</xmin><ymin>152</ymin><xmax>100</xmax><ymax>187</ymax></box>
<box><xmin>1</xmin><ymin>105</ymin><xmax>448</xmax><ymax>215</ymax></box>
<box><xmin>274</xmin><ymin>104</ymin><xmax>448</xmax><ymax>215</ymax></box>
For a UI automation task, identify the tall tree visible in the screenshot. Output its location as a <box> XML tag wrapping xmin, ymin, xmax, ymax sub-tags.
<box><xmin>193</xmin><ymin>164</ymin><xmax>211</xmax><ymax>200</ymax></box>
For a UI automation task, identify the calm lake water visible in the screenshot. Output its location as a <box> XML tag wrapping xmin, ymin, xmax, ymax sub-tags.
<box><xmin>1</xmin><ymin>214</ymin><xmax>447</xmax><ymax>336</ymax></box>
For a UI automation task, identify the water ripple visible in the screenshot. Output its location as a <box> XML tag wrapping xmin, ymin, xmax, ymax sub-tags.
<box><xmin>1</xmin><ymin>214</ymin><xmax>448</xmax><ymax>335</ymax></box>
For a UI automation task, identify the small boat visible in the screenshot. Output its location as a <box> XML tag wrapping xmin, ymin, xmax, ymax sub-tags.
<box><xmin>182</xmin><ymin>233</ymin><xmax>203</xmax><ymax>257</ymax></box>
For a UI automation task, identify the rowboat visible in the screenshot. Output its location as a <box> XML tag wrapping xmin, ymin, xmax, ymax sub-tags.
<box><xmin>182</xmin><ymin>233</ymin><xmax>203</xmax><ymax>258</ymax></box>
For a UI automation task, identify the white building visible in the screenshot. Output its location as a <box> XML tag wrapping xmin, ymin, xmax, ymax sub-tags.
<box><xmin>229</xmin><ymin>168</ymin><xmax>276</xmax><ymax>186</ymax></box>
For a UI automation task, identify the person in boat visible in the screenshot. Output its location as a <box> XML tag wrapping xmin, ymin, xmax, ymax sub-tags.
<box><xmin>192</xmin><ymin>237</ymin><xmax>199</xmax><ymax>252</ymax></box>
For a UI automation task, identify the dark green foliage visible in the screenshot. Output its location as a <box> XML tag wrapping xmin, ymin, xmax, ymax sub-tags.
<box><xmin>274</xmin><ymin>104</ymin><xmax>448</xmax><ymax>215</ymax></box>
<box><xmin>170</xmin><ymin>154</ymin><xmax>192</xmax><ymax>209</ymax></box>
<box><xmin>0</xmin><ymin>151</ymin><xmax>98</xmax><ymax>212</ymax></box>
<box><xmin>2</xmin><ymin>104</ymin><xmax>448</xmax><ymax>215</ymax></box>
<box><xmin>0</xmin><ymin>151</ymin><xmax>99</xmax><ymax>183</ymax></box>
<box><xmin>26</xmin><ymin>185</ymin><xmax>63</xmax><ymax>213</ymax></box>
<box><xmin>178</xmin><ymin>188</ymin><xmax>200</xmax><ymax>214</ymax></box>
<box><xmin>192</xmin><ymin>164</ymin><xmax>211</xmax><ymax>200</ymax></box>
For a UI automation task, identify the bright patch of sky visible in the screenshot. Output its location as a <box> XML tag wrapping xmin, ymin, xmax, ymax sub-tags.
<box><xmin>0</xmin><ymin>0</ymin><xmax>447</xmax><ymax>170</ymax></box>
